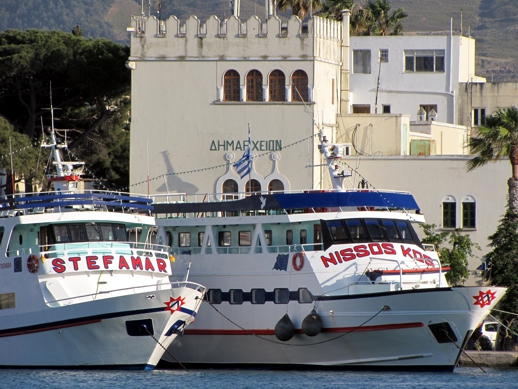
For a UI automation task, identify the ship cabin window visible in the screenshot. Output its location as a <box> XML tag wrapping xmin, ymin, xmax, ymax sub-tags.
<box><xmin>264</xmin><ymin>230</ymin><xmax>272</xmax><ymax>246</ymax></box>
<box><xmin>0</xmin><ymin>293</ymin><xmax>15</xmax><ymax>310</ymax></box>
<box><xmin>322</xmin><ymin>218</ymin><xmax>420</xmax><ymax>249</ymax></box>
<box><xmin>274</xmin><ymin>288</ymin><xmax>290</xmax><ymax>304</ymax></box>
<box><xmin>0</xmin><ymin>227</ymin><xmax>3</xmax><ymax>246</ymax></box>
<box><xmin>198</xmin><ymin>232</ymin><xmax>204</xmax><ymax>247</ymax></box>
<box><xmin>219</xmin><ymin>231</ymin><xmax>231</xmax><ymax>246</ymax></box>
<box><xmin>364</xmin><ymin>219</ymin><xmax>384</xmax><ymax>242</ymax></box>
<box><xmin>381</xmin><ymin>219</ymin><xmax>401</xmax><ymax>241</ymax></box>
<box><xmin>207</xmin><ymin>289</ymin><xmax>222</xmax><ymax>304</ymax></box>
<box><xmin>229</xmin><ymin>289</ymin><xmax>243</xmax><ymax>304</ymax></box>
<box><xmin>286</xmin><ymin>230</ymin><xmax>293</xmax><ymax>245</ymax></box>
<box><xmin>239</xmin><ymin>231</ymin><xmax>251</xmax><ymax>246</ymax></box>
<box><xmin>48</xmin><ymin>223</ymin><xmax>128</xmax><ymax>244</ymax></box>
<box><xmin>251</xmin><ymin>289</ymin><xmax>266</xmax><ymax>304</ymax></box>
<box><xmin>345</xmin><ymin>219</ymin><xmax>367</xmax><ymax>242</ymax></box>
<box><xmin>166</xmin><ymin>231</ymin><xmax>173</xmax><ymax>246</ymax></box>
<box><xmin>18</xmin><ymin>234</ymin><xmax>22</xmax><ymax>245</ymax></box>
<box><xmin>298</xmin><ymin>288</ymin><xmax>313</xmax><ymax>303</ymax></box>
<box><xmin>300</xmin><ymin>229</ymin><xmax>307</xmax><ymax>244</ymax></box>
<box><xmin>179</xmin><ymin>232</ymin><xmax>191</xmax><ymax>247</ymax></box>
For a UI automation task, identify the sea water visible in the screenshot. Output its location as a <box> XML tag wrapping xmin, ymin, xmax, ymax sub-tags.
<box><xmin>1</xmin><ymin>367</ymin><xmax>517</xmax><ymax>389</ymax></box>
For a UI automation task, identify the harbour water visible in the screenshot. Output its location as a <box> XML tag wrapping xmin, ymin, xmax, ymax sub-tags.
<box><xmin>2</xmin><ymin>367</ymin><xmax>517</xmax><ymax>389</ymax></box>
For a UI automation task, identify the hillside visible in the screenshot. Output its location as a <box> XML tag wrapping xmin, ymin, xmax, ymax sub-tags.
<box><xmin>1</xmin><ymin>0</ymin><xmax>517</xmax><ymax>82</ymax></box>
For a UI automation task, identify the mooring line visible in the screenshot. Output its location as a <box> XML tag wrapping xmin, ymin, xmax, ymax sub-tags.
<box><xmin>205</xmin><ymin>300</ymin><xmax>388</xmax><ymax>346</ymax></box>
<box><xmin>142</xmin><ymin>325</ymin><xmax>188</xmax><ymax>371</ymax></box>
<box><xmin>443</xmin><ymin>330</ymin><xmax>486</xmax><ymax>373</ymax></box>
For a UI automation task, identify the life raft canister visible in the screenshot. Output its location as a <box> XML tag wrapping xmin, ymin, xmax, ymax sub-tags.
<box><xmin>27</xmin><ymin>254</ymin><xmax>39</xmax><ymax>273</ymax></box>
<box><xmin>292</xmin><ymin>252</ymin><xmax>304</xmax><ymax>271</ymax></box>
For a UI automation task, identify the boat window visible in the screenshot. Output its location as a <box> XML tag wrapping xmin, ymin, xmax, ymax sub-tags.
<box><xmin>264</xmin><ymin>230</ymin><xmax>272</xmax><ymax>246</ymax></box>
<box><xmin>300</xmin><ymin>229</ymin><xmax>307</xmax><ymax>244</ymax></box>
<box><xmin>166</xmin><ymin>231</ymin><xmax>173</xmax><ymax>246</ymax></box>
<box><xmin>179</xmin><ymin>232</ymin><xmax>191</xmax><ymax>247</ymax></box>
<box><xmin>198</xmin><ymin>232</ymin><xmax>204</xmax><ymax>247</ymax></box>
<box><xmin>69</xmin><ymin>224</ymin><xmax>87</xmax><ymax>241</ymax></box>
<box><xmin>396</xmin><ymin>221</ymin><xmax>415</xmax><ymax>243</ymax></box>
<box><xmin>274</xmin><ymin>288</ymin><xmax>290</xmax><ymax>304</ymax></box>
<box><xmin>85</xmin><ymin>224</ymin><xmax>101</xmax><ymax>241</ymax></box>
<box><xmin>53</xmin><ymin>225</ymin><xmax>70</xmax><ymax>243</ymax></box>
<box><xmin>364</xmin><ymin>219</ymin><xmax>385</xmax><ymax>242</ymax></box>
<box><xmin>113</xmin><ymin>224</ymin><xmax>127</xmax><ymax>241</ymax></box>
<box><xmin>251</xmin><ymin>289</ymin><xmax>266</xmax><ymax>304</ymax></box>
<box><xmin>100</xmin><ymin>224</ymin><xmax>115</xmax><ymax>241</ymax></box>
<box><xmin>326</xmin><ymin>220</ymin><xmax>350</xmax><ymax>243</ymax></box>
<box><xmin>207</xmin><ymin>289</ymin><xmax>222</xmax><ymax>304</ymax></box>
<box><xmin>345</xmin><ymin>219</ymin><xmax>367</xmax><ymax>242</ymax></box>
<box><xmin>381</xmin><ymin>220</ymin><xmax>401</xmax><ymax>241</ymax></box>
<box><xmin>0</xmin><ymin>227</ymin><xmax>4</xmax><ymax>246</ymax></box>
<box><xmin>298</xmin><ymin>288</ymin><xmax>313</xmax><ymax>303</ymax></box>
<box><xmin>0</xmin><ymin>293</ymin><xmax>15</xmax><ymax>310</ymax></box>
<box><xmin>286</xmin><ymin>230</ymin><xmax>293</xmax><ymax>245</ymax></box>
<box><xmin>18</xmin><ymin>234</ymin><xmax>22</xmax><ymax>245</ymax></box>
<box><xmin>229</xmin><ymin>289</ymin><xmax>243</xmax><ymax>304</ymax></box>
<box><xmin>239</xmin><ymin>231</ymin><xmax>251</xmax><ymax>246</ymax></box>
<box><xmin>219</xmin><ymin>231</ymin><xmax>231</xmax><ymax>246</ymax></box>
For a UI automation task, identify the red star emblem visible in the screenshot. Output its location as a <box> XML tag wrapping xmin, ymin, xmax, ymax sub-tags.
<box><xmin>473</xmin><ymin>289</ymin><xmax>497</xmax><ymax>308</ymax></box>
<box><xmin>164</xmin><ymin>295</ymin><xmax>186</xmax><ymax>314</ymax></box>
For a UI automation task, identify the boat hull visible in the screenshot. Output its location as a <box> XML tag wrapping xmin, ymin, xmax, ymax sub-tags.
<box><xmin>0</xmin><ymin>286</ymin><xmax>202</xmax><ymax>369</ymax></box>
<box><xmin>164</xmin><ymin>286</ymin><xmax>505</xmax><ymax>370</ymax></box>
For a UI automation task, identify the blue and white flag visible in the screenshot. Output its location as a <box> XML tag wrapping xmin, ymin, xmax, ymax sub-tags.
<box><xmin>234</xmin><ymin>127</ymin><xmax>252</xmax><ymax>178</ymax></box>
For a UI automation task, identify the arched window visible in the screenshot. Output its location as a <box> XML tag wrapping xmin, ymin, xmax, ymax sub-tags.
<box><xmin>223</xmin><ymin>179</ymin><xmax>238</xmax><ymax>200</ymax></box>
<box><xmin>245</xmin><ymin>179</ymin><xmax>261</xmax><ymax>195</ymax></box>
<box><xmin>291</xmin><ymin>70</ymin><xmax>308</xmax><ymax>102</ymax></box>
<box><xmin>462</xmin><ymin>196</ymin><xmax>476</xmax><ymax>229</ymax></box>
<box><xmin>268</xmin><ymin>179</ymin><xmax>284</xmax><ymax>193</ymax></box>
<box><xmin>246</xmin><ymin>70</ymin><xmax>263</xmax><ymax>101</ymax></box>
<box><xmin>269</xmin><ymin>70</ymin><xmax>285</xmax><ymax>102</ymax></box>
<box><xmin>442</xmin><ymin>195</ymin><xmax>456</xmax><ymax>229</ymax></box>
<box><xmin>224</xmin><ymin>70</ymin><xmax>240</xmax><ymax>101</ymax></box>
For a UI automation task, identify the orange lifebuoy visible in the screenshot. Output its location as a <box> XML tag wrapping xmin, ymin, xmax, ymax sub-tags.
<box><xmin>27</xmin><ymin>254</ymin><xmax>39</xmax><ymax>273</ymax></box>
<box><xmin>292</xmin><ymin>252</ymin><xmax>304</xmax><ymax>271</ymax></box>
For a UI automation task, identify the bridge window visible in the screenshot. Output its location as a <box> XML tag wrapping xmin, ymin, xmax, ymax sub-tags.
<box><xmin>345</xmin><ymin>219</ymin><xmax>367</xmax><ymax>242</ymax></box>
<box><xmin>219</xmin><ymin>231</ymin><xmax>231</xmax><ymax>246</ymax></box>
<box><xmin>364</xmin><ymin>219</ymin><xmax>384</xmax><ymax>242</ymax></box>
<box><xmin>239</xmin><ymin>231</ymin><xmax>251</xmax><ymax>246</ymax></box>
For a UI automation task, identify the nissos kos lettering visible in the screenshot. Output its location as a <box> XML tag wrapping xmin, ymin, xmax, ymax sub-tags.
<box><xmin>320</xmin><ymin>243</ymin><xmax>434</xmax><ymax>268</ymax></box>
<box><xmin>51</xmin><ymin>255</ymin><xmax>171</xmax><ymax>274</ymax></box>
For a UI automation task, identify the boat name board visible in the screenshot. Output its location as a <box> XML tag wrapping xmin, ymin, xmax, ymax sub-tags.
<box><xmin>49</xmin><ymin>255</ymin><xmax>171</xmax><ymax>274</ymax></box>
<box><xmin>320</xmin><ymin>243</ymin><xmax>434</xmax><ymax>268</ymax></box>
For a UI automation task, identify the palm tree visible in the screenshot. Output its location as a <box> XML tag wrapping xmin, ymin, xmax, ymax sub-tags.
<box><xmin>467</xmin><ymin>106</ymin><xmax>518</xmax><ymax>211</ymax></box>
<box><xmin>277</xmin><ymin>0</ymin><xmax>323</xmax><ymax>20</ymax></box>
<box><xmin>364</xmin><ymin>0</ymin><xmax>407</xmax><ymax>36</ymax></box>
<box><xmin>319</xmin><ymin>0</ymin><xmax>354</xmax><ymax>20</ymax></box>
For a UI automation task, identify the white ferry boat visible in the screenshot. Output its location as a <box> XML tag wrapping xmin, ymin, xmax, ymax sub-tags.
<box><xmin>152</xmin><ymin>134</ymin><xmax>505</xmax><ymax>371</ymax></box>
<box><xmin>0</xmin><ymin>122</ymin><xmax>205</xmax><ymax>369</ymax></box>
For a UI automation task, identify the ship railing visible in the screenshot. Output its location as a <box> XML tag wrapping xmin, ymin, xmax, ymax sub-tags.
<box><xmin>35</xmin><ymin>241</ymin><xmax>171</xmax><ymax>259</ymax></box>
<box><xmin>169</xmin><ymin>243</ymin><xmax>319</xmax><ymax>256</ymax></box>
<box><xmin>1</xmin><ymin>190</ymin><xmax>153</xmax><ymax>215</ymax></box>
<box><xmin>367</xmin><ymin>256</ymin><xmax>444</xmax><ymax>288</ymax></box>
<box><xmin>44</xmin><ymin>280</ymin><xmax>206</xmax><ymax>307</ymax></box>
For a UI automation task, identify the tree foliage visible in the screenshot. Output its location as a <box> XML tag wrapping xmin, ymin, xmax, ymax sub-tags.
<box><xmin>484</xmin><ymin>209</ymin><xmax>518</xmax><ymax>324</ymax></box>
<box><xmin>0</xmin><ymin>29</ymin><xmax>132</xmax><ymax>190</ymax></box>
<box><xmin>467</xmin><ymin>106</ymin><xmax>518</xmax><ymax>211</ymax></box>
<box><xmin>420</xmin><ymin>224</ymin><xmax>479</xmax><ymax>285</ymax></box>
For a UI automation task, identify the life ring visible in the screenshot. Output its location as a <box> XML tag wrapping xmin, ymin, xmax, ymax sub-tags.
<box><xmin>27</xmin><ymin>254</ymin><xmax>39</xmax><ymax>273</ymax></box>
<box><xmin>292</xmin><ymin>252</ymin><xmax>304</xmax><ymax>271</ymax></box>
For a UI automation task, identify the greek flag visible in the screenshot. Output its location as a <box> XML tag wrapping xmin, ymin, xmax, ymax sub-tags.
<box><xmin>234</xmin><ymin>128</ymin><xmax>252</xmax><ymax>178</ymax></box>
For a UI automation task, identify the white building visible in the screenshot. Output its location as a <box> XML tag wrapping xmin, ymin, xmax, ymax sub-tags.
<box><xmin>127</xmin><ymin>9</ymin><xmax>510</xmax><ymax>281</ymax></box>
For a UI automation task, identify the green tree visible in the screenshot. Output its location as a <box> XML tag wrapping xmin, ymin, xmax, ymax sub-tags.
<box><xmin>420</xmin><ymin>224</ymin><xmax>479</xmax><ymax>285</ymax></box>
<box><xmin>364</xmin><ymin>0</ymin><xmax>407</xmax><ymax>36</ymax></box>
<box><xmin>467</xmin><ymin>106</ymin><xmax>518</xmax><ymax>212</ymax></box>
<box><xmin>0</xmin><ymin>116</ymin><xmax>40</xmax><ymax>194</ymax></box>
<box><xmin>483</xmin><ymin>208</ymin><xmax>518</xmax><ymax>350</ymax></box>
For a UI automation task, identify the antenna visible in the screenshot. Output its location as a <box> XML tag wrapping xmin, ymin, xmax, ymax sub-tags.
<box><xmin>375</xmin><ymin>52</ymin><xmax>382</xmax><ymax>114</ymax></box>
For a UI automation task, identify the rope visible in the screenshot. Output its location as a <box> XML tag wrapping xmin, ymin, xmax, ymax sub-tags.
<box><xmin>141</xmin><ymin>324</ymin><xmax>188</xmax><ymax>371</ymax></box>
<box><xmin>443</xmin><ymin>330</ymin><xmax>486</xmax><ymax>373</ymax></box>
<box><xmin>205</xmin><ymin>300</ymin><xmax>389</xmax><ymax>347</ymax></box>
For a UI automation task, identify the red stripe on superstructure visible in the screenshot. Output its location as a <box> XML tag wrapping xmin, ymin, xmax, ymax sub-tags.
<box><xmin>0</xmin><ymin>319</ymin><xmax>102</xmax><ymax>338</ymax></box>
<box><xmin>184</xmin><ymin>322</ymin><xmax>424</xmax><ymax>336</ymax></box>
